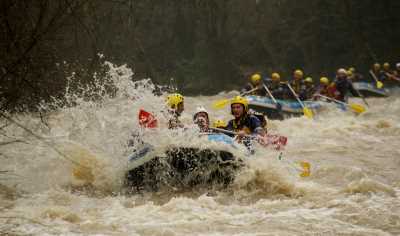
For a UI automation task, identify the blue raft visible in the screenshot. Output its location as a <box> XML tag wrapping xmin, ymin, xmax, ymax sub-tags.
<box><xmin>352</xmin><ymin>82</ymin><xmax>389</xmax><ymax>97</ymax></box>
<box><xmin>245</xmin><ymin>95</ymin><xmax>322</xmax><ymax>119</ymax></box>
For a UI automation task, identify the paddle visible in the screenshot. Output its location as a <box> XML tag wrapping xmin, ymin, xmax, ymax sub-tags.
<box><xmin>315</xmin><ymin>94</ymin><xmax>366</xmax><ymax>114</ymax></box>
<box><xmin>369</xmin><ymin>70</ymin><xmax>384</xmax><ymax>89</ymax></box>
<box><xmin>285</xmin><ymin>83</ymin><xmax>314</xmax><ymax>119</ymax></box>
<box><xmin>350</xmin><ymin>82</ymin><xmax>370</xmax><ymax>107</ymax></box>
<box><xmin>276</xmin><ymin>153</ymin><xmax>311</xmax><ymax>177</ymax></box>
<box><xmin>210</xmin><ymin>127</ymin><xmax>287</xmax><ymax>150</ymax></box>
<box><xmin>213</xmin><ymin>87</ymin><xmax>259</xmax><ymax>109</ymax></box>
<box><xmin>263</xmin><ymin>84</ymin><xmax>282</xmax><ymax>111</ymax></box>
<box><xmin>299</xmin><ymin>161</ymin><xmax>311</xmax><ymax>177</ymax></box>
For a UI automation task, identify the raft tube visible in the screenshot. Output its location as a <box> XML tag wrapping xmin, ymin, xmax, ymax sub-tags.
<box><xmin>245</xmin><ymin>95</ymin><xmax>322</xmax><ymax>120</ymax></box>
<box><xmin>352</xmin><ymin>82</ymin><xmax>389</xmax><ymax>97</ymax></box>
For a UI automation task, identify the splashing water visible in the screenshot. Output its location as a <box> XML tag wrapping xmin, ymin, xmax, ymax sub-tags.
<box><xmin>0</xmin><ymin>62</ymin><xmax>399</xmax><ymax>235</ymax></box>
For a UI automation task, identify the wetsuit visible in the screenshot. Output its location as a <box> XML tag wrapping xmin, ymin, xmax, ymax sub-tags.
<box><xmin>226</xmin><ymin>114</ymin><xmax>263</xmax><ymax>135</ymax></box>
<box><xmin>333</xmin><ymin>78</ymin><xmax>358</xmax><ymax>102</ymax></box>
<box><xmin>314</xmin><ymin>85</ymin><xmax>329</xmax><ymax>98</ymax></box>
<box><xmin>264</xmin><ymin>79</ymin><xmax>286</xmax><ymax>100</ymax></box>
<box><xmin>288</xmin><ymin>80</ymin><xmax>306</xmax><ymax>100</ymax></box>
<box><xmin>300</xmin><ymin>85</ymin><xmax>315</xmax><ymax>101</ymax></box>
<box><xmin>226</xmin><ymin>114</ymin><xmax>263</xmax><ymax>151</ymax></box>
<box><xmin>371</xmin><ymin>70</ymin><xmax>386</xmax><ymax>82</ymax></box>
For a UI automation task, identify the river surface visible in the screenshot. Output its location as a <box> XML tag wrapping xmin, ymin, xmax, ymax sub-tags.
<box><xmin>1</xmin><ymin>63</ymin><xmax>399</xmax><ymax>235</ymax></box>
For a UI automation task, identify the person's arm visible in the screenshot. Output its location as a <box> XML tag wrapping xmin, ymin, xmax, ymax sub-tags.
<box><xmin>249</xmin><ymin>116</ymin><xmax>265</xmax><ymax>136</ymax></box>
<box><xmin>241</xmin><ymin>84</ymin><xmax>253</xmax><ymax>94</ymax></box>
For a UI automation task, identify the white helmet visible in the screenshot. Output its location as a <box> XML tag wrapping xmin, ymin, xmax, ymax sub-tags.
<box><xmin>337</xmin><ymin>68</ymin><xmax>347</xmax><ymax>75</ymax></box>
<box><xmin>193</xmin><ymin>106</ymin><xmax>209</xmax><ymax>120</ymax></box>
<box><xmin>396</xmin><ymin>63</ymin><xmax>400</xmax><ymax>69</ymax></box>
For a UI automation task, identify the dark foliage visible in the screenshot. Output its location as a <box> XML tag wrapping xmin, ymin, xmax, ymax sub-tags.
<box><xmin>1</xmin><ymin>0</ymin><xmax>399</xmax><ymax>111</ymax></box>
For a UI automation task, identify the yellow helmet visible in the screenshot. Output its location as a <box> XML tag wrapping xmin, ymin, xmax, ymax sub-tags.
<box><xmin>166</xmin><ymin>93</ymin><xmax>184</xmax><ymax>108</ymax></box>
<box><xmin>304</xmin><ymin>77</ymin><xmax>313</xmax><ymax>83</ymax></box>
<box><xmin>346</xmin><ymin>70</ymin><xmax>353</xmax><ymax>76</ymax></box>
<box><xmin>383</xmin><ymin>62</ymin><xmax>390</xmax><ymax>70</ymax></box>
<box><xmin>213</xmin><ymin>119</ymin><xmax>226</xmax><ymax>128</ymax></box>
<box><xmin>373</xmin><ymin>63</ymin><xmax>381</xmax><ymax>71</ymax></box>
<box><xmin>348</xmin><ymin>67</ymin><xmax>356</xmax><ymax>73</ymax></box>
<box><xmin>250</xmin><ymin>73</ymin><xmax>261</xmax><ymax>83</ymax></box>
<box><xmin>294</xmin><ymin>69</ymin><xmax>304</xmax><ymax>80</ymax></box>
<box><xmin>231</xmin><ymin>96</ymin><xmax>249</xmax><ymax>111</ymax></box>
<box><xmin>271</xmin><ymin>72</ymin><xmax>281</xmax><ymax>81</ymax></box>
<box><xmin>320</xmin><ymin>77</ymin><xmax>329</xmax><ymax>85</ymax></box>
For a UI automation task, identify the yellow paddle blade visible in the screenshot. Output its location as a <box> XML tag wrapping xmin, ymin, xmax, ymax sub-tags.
<box><xmin>213</xmin><ymin>99</ymin><xmax>229</xmax><ymax>109</ymax></box>
<box><xmin>349</xmin><ymin>103</ymin><xmax>366</xmax><ymax>114</ymax></box>
<box><xmin>303</xmin><ymin>107</ymin><xmax>314</xmax><ymax>119</ymax></box>
<box><xmin>377</xmin><ymin>81</ymin><xmax>383</xmax><ymax>89</ymax></box>
<box><xmin>299</xmin><ymin>161</ymin><xmax>311</xmax><ymax>177</ymax></box>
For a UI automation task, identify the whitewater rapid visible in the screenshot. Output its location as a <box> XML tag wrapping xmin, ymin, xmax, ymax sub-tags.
<box><xmin>1</xmin><ymin>63</ymin><xmax>399</xmax><ymax>235</ymax></box>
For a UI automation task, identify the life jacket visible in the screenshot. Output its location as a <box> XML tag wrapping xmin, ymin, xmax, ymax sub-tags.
<box><xmin>317</xmin><ymin>85</ymin><xmax>329</xmax><ymax>96</ymax></box>
<box><xmin>290</xmin><ymin>80</ymin><xmax>303</xmax><ymax>94</ymax></box>
<box><xmin>327</xmin><ymin>84</ymin><xmax>339</xmax><ymax>100</ymax></box>
<box><xmin>227</xmin><ymin>114</ymin><xmax>262</xmax><ymax>134</ymax></box>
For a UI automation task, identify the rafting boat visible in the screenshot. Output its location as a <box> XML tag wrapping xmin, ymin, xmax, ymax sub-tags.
<box><xmin>245</xmin><ymin>95</ymin><xmax>322</xmax><ymax>119</ymax></box>
<box><xmin>352</xmin><ymin>82</ymin><xmax>389</xmax><ymax>97</ymax></box>
<box><xmin>124</xmin><ymin>133</ymin><xmax>243</xmax><ymax>191</ymax></box>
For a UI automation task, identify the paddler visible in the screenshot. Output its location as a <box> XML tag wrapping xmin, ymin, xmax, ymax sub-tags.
<box><xmin>290</xmin><ymin>69</ymin><xmax>305</xmax><ymax>95</ymax></box>
<box><xmin>166</xmin><ymin>93</ymin><xmax>185</xmax><ymax>129</ymax></box>
<box><xmin>371</xmin><ymin>63</ymin><xmax>385</xmax><ymax>81</ymax></box>
<box><xmin>395</xmin><ymin>63</ymin><xmax>400</xmax><ymax>78</ymax></box>
<box><xmin>241</xmin><ymin>73</ymin><xmax>267</xmax><ymax>96</ymax></box>
<box><xmin>382</xmin><ymin>62</ymin><xmax>400</xmax><ymax>82</ymax></box>
<box><xmin>301</xmin><ymin>77</ymin><xmax>315</xmax><ymax>100</ymax></box>
<box><xmin>382</xmin><ymin>62</ymin><xmax>393</xmax><ymax>82</ymax></box>
<box><xmin>193</xmin><ymin>106</ymin><xmax>210</xmax><ymax>132</ymax></box>
<box><xmin>226</xmin><ymin>96</ymin><xmax>265</xmax><ymax>137</ymax></box>
<box><xmin>332</xmin><ymin>68</ymin><xmax>358</xmax><ymax>102</ymax></box>
<box><xmin>265</xmin><ymin>72</ymin><xmax>286</xmax><ymax>99</ymax></box>
<box><xmin>314</xmin><ymin>77</ymin><xmax>330</xmax><ymax>98</ymax></box>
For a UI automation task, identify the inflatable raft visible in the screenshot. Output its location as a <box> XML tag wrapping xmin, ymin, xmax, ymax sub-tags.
<box><xmin>352</xmin><ymin>82</ymin><xmax>389</xmax><ymax>97</ymax></box>
<box><xmin>245</xmin><ymin>95</ymin><xmax>322</xmax><ymax>119</ymax></box>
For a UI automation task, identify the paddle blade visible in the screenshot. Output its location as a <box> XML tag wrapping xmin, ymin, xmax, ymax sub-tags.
<box><xmin>299</xmin><ymin>161</ymin><xmax>311</xmax><ymax>177</ymax></box>
<box><xmin>213</xmin><ymin>99</ymin><xmax>229</xmax><ymax>109</ymax></box>
<box><xmin>349</xmin><ymin>103</ymin><xmax>366</xmax><ymax>114</ymax></box>
<box><xmin>303</xmin><ymin>107</ymin><xmax>314</xmax><ymax>119</ymax></box>
<box><xmin>377</xmin><ymin>81</ymin><xmax>383</xmax><ymax>89</ymax></box>
<box><xmin>138</xmin><ymin>109</ymin><xmax>158</xmax><ymax>128</ymax></box>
